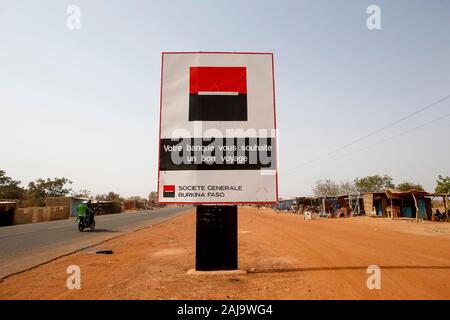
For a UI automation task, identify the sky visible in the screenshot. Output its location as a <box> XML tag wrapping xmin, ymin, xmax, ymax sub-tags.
<box><xmin>1</xmin><ymin>0</ymin><xmax>449</xmax><ymax>198</ymax></box>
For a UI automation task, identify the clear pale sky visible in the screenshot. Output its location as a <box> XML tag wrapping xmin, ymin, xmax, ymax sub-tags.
<box><xmin>1</xmin><ymin>0</ymin><xmax>449</xmax><ymax>198</ymax></box>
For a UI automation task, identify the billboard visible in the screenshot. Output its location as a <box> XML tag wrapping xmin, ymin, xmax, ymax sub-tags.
<box><xmin>158</xmin><ymin>52</ymin><xmax>278</xmax><ymax>204</ymax></box>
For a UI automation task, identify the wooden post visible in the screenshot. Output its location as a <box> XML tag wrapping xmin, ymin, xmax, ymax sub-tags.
<box><xmin>443</xmin><ymin>195</ymin><xmax>448</xmax><ymax>222</ymax></box>
<box><xmin>412</xmin><ymin>193</ymin><xmax>420</xmax><ymax>223</ymax></box>
<box><xmin>348</xmin><ymin>194</ymin><xmax>352</xmax><ymax>214</ymax></box>
<box><xmin>390</xmin><ymin>198</ymin><xmax>393</xmax><ymax>220</ymax></box>
<box><xmin>386</xmin><ymin>197</ymin><xmax>389</xmax><ymax>219</ymax></box>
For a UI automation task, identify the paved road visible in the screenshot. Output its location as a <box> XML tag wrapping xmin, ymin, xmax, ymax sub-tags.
<box><xmin>0</xmin><ymin>206</ymin><xmax>192</xmax><ymax>279</ymax></box>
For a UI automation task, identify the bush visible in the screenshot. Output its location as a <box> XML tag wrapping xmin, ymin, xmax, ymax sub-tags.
<box><xmin>111</xmin><ymin>201</ymin><xmax>122</xmax><ymax>214</ymax></box>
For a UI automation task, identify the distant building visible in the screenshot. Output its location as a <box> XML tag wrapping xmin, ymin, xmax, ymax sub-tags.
<box><xmin>276</xmin><ymin>199</ymin><xmax>295</xmax><ymax>211</ymax></box>
<box><xmin>123</xmin><ymin>199</ymin><xmax>148</xmax><ymax>211</ymax></box>
<box><xmin>363</xmin><ymin>190</ymin><xmax>433</xmax><ymax>220</ymax></box>
<box><xmin>293</xmin><ymin>195</ymin><xmax>363</xmax><ymax>217</ymax></box>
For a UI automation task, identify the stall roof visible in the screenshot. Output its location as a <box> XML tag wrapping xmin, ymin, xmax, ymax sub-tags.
<box><xmin>363</xmin><ymin>192</ymin><xmax>389</xmax><ymax>196</ymax></box>
<box><xmin>385</xmin><ymin>189</ymin><xmax>432</xmax><ymax>199</ymax></box>
<box><xmin>0</xmin><ymin>201</ymin><xmax>17</xmax><ymax>205</ymax></box>
<box><xmin>431</xmin><ymin>193</ymin><xmax>450</xmax><ymax>197</ymax></box>
<box><xmin>278</xmin><ymin>198</ymin><xmax>296</xmax><ymax>202</ymax></box>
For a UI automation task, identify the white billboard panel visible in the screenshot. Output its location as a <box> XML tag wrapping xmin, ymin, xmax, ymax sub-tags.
<box><xmin>158</xmin><ymin>52</ymin><xmax>278</xmax><ymax>204</ymax></box>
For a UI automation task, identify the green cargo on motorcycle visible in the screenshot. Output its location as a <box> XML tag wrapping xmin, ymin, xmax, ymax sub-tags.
<box><xmin>76</xmin><ymin>201</ymin><xmax>96</xmax><ymax>232</ymax></box>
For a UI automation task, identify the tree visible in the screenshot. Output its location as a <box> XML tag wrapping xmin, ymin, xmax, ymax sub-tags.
<box><xmin>313</xmin><ymin>179</ymin><xmax>339</xmax><ymax>197</ymax></box>
<box><xmin>396</xmin><ymin>182</ymin><xmax>424</xmax><ymax>192</ymax></box>
<box><xmin>339</xmin><ymin>181</ymin><xmax>357</xmax><ymax>195</ymax></box>
<box><xmin>128</xmin><ymin>196</ymin><xmax>144</xmax><ymax>201</ymax></box>
<box><xmin>95</xmin><ymin>192</ymin><xmax>123</xmax><ymax>202</ymax></box>
<box><xmin>27</xmin><ymin>177</ymin><xmax>72</xmax><ymax>206</ymax></box>
<box><xmin>313</xmin><ymin>180</ymin><xmax>357</xmax><ymax>197</ymax></box>
<box><xmin>71</xmin><ymin>189</ymin><xmax>92</xmax><ymax>198</ymax></box>
<box><xmin>354</xmin><ymin>175</ymin><xmax>394</xmax><ymax>193</ymax></box>
<box><xmin>0</xmin><ymin>170</ymin><xmax>26</xmax><ymax>200</ymax></box>
<box><xmin>149</xmin><ymin>191</ymin><xmax>157</xmax><ymax>202</ymax></box>
<box><xmin>435</xmin><ymin>175</ymin><xmax>450</xmax><ymax>193</ymax></box>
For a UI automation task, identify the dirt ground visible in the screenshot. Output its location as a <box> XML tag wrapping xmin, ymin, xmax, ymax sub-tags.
<box><xmin>1</xmin><ymin>206</ymin><xmax>449</xmax><ymax>300</ymax></box>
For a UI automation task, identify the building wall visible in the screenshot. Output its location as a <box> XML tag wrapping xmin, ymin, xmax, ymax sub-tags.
<box><xmin>135</xmin><ymin>201</ymin><xmax>147</xmax><ymax>209</ymax></box>
<box><xmin>13</xmin><ymin>206</ymin><xmax>69</xmax><ymax>225</ymax></box>
<box><xmin>381</xmin><ymin>196</ymin><xmax>388</xmax><ymax>217</ymax></box>
<box><xmin>123</xmin><ymin>200</ymin><xmax>136</xmax><ymax>211</ymax></box>
<box><xmin>425</xmin><ymin>197</ymin><xmax>432</xmax><ymax>220</ymax></box>
<box><xmin>336</xmin><ymin>196</ymin><xmax>347</xmax><ymax>209</ymax></box>
<box><xmin>363</xmin><ymin>194</ymin><xmax>373</xmax><ymax>216</ymax></box>
<box><xmin>363</xmin><ymin>194</ymin><xmax>389</xmax><ymax>217</ymax></box>
<box><xmin>96</xmin><ymin>202</ymin><xmax>122</xmax><ymax>215</ymax></box>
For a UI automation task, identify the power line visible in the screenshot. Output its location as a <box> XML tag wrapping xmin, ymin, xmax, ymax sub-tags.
<box><xmin>331</xmin><ymin>112</ymin><xmax>450</xmax><ymax>162</ymax></box>
<box><xmin>283</xmin><ymin>93</ymin><xmax>450</xmax><ymax>173</ymax></box>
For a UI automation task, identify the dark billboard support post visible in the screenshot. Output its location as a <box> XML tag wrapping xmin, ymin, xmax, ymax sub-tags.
<box><xmin>196</xmin><ymin>205</ymin><xmax>238</xmax><ymax>271</ymax></box>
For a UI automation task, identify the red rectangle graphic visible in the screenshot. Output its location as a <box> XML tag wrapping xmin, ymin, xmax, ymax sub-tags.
<box><xmin>163</xmin><ymin>185</ymin><xmax>175</xmax><ymax>192</ymax></box>
<box><xmin>189</xmin><ymin>67</ymin><xmax>247</xmax><ymax>94</ymax></box>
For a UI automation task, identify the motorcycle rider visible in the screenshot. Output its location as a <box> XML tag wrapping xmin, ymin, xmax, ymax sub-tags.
<box><xmin>76</xmin><ymin>200</ymin><xmax>96</xmax><ymax>231</ymax></box>
<box><xmin>435</xmin><ymin>209</ymin><xmax>447</xmax><ymax>222</ymax></box>
<box><xmin>87</xmin><ymin>200</ymin><xmax>94</xmax><ymax>225</ymax></box>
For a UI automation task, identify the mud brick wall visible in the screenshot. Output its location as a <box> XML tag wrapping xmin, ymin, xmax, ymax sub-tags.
<box><xmin>13</xmin><ymin>206</ymin><xmax>70</xmax><ymax>225</ymax></box>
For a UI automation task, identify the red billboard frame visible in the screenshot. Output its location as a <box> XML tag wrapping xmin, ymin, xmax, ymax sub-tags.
<box><xmin>157</xmin><ymin>52</ymin><xmax>278</xmax><ymax>204</ymax></box>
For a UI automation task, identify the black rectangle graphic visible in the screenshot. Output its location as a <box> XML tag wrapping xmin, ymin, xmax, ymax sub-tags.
<box><xmin>159</xmin><ymin>137</ymin><xmax>275</xmax><ymax>171</ymax></box>
<box><xmin>163</xmin><ymin>191</ymin><xmax>175</xmax><ymax>198</ymax></box>
<box><xmin>189</xmin><ymin>94</ymin><xmax>248</xmax><ymax>121</ymax></box>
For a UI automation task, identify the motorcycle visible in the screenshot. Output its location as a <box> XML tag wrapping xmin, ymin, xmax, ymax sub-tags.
<box><xmin>76</xmin><ymin>202</ymin><xmax>96</xmax><ymax>232</ymax></box>
<box><xmin>434</xmin><ymin>210</ymin><xmax>448</xmax><ymax>222</ymax></box>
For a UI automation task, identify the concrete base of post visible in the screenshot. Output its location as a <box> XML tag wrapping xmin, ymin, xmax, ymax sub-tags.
<box><xmin>186</xmin><ymin>269</ymin><xmax>247</xmax><ymax>276</ymax></box>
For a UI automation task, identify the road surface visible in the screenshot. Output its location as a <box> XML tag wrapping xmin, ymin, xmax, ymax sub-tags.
<box><xmin>0</xmin><ymin>206</ymin><xmax>191</xmax><ymax>279</ymax></box>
